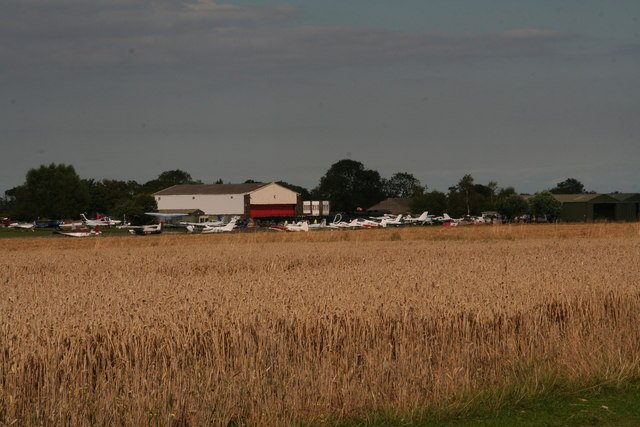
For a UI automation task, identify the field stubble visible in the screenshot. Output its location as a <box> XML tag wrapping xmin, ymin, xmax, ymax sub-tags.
<box><xmin>1</xmin><ymin>223</ymin><xmax>640</xmax><ymax>425</ymax></box>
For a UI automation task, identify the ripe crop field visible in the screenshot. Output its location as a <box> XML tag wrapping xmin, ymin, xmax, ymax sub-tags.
<box><xmin>1</xmin><ymin>223</ymin><xmax>640</xmax><ymax>425</ymax></box>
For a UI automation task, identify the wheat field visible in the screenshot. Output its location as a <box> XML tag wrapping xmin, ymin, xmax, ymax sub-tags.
<box><xmin>1</xmin><ymin>223</ymin><xmax>639</xmax><ymax>425</ymax></box>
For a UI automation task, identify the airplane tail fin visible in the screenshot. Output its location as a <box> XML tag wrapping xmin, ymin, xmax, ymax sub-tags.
<box><xmin>418</xmin><ymin>211</ymin><xmax>428</xmax><ymax>221</ymax></box>
<box><xmin>301</xmin><ymin>221</ymin><xmax>309</xmax><ymax>232</ymax></box>
<box><xmin>396</xmin><ymin>214</ymin><xmax>403</xmax><ymax>222</ymax></box>
<box><xmin>80</xmin><ymin>213</ymin><xmax>88</xmax><ymax>222</ymax></box>
<box><xmin>443</xmin><ymin>213</ymin><xmax>451</xmax><ymax>220</ymax></box>
<box><xmin>321</xmin><ymin>218</ymin><xmax>326</xmax><ymax>226</ymax></box>
<box><xmin>380</xmin><ymin>219</ymin><xmax>388</xmax><ymax>228</ymax></box>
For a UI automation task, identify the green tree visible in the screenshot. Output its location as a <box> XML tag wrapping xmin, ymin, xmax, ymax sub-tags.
<box><xmin>447</xmin><ymin>174</ymin><xmax>487</xmax><ymax>217</ymax></box>
<box><xmin>487</xmin><ymin>181</ymin><xmax>498</xmax><ymax>206</ymax></box>
<box><xmin>0</xmin><ymin>195</ymin><xmax>12</xmax><ymax>217</ymax></box>
<box><xmin>110</xmin><ymin>194</ymin><xmax>157</xmax><ymax>226</ymax></box>
<box><xmin>8</xmin><ymin>164</ymin><xmax>89</xmax><ymax>220</ymax></box>
<box><xmin>143</xmin><ymin>170</ymin><xmax>201</xmax><ymax>193</ymax></box>
<box><xmin>412</xmin><ymin>190</ymin><xmax>447</xmax><ymax>216</ymax></box>
<box><xmin>497</xmin><ymin>187</ymin><xmax>517</xmax><ymax>199</ymax></box>
<box><xmin>313</xmin><ymin>159</ymin><xmax>385</xmax><ymax>212</ymax></box>
<box><xmin>496</xmin><ymin>194</ymin><xmax>529</xmax><ymax>220</ymax></box>
<box><xmin>84</xmin><ymin>179</ymin><xmax>141</xmax><ymax>216</ymax></box>
<box><xmin>550</xmin><ymin>178</ymin><xmax>585</xmax><ymax>194</ymax></box>
<box><xmin>383</xmin><ymin>172</ymin><xmax>422</xmax><ymax>198</ymax></box>
<box><xmin>529</xmin><ymin>191</ymin><xmax>562</xmax><ymax>221</ymax></box>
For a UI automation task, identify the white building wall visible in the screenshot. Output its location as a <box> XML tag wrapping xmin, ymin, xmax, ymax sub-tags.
<box><xmin>249</xmin><ymin>183</ymin><xmax>298</xmax><ymax>205</ymax></box>
<box><xmin>155</xmin><ymin>194</ymin><xmax>245</xmax><ymax>215</ymax></box>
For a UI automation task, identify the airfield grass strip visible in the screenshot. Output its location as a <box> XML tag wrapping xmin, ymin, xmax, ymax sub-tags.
<box><xmin>334</xmin><ymin>377</ymin><xmax>640</xmax><ymax>426</ymax></box>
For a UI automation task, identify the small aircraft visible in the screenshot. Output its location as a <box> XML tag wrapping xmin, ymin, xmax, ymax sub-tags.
<box><xmin>433</xmin><ymin>213</ymin><xmax>459</xmax><ymax>226</ymax></box>
<box><xmin>56</xmin><ymin>227</ymin><xmax>102</xmax><ymax>237</ymax></box>
<box><xmin>270</xmin><ymin>221</ymin><xmax>309</xmax><ymax>232</ymax></box>
<box><xmin>34</xmin><ymin>218</ymin><xmax>64</xmax><ymax>229</ymax></box>
<box><xmin>116</xmin><ymin>215</ymin><xmax>132</xmax><ymax>229</ymax></box>
<box><xmin>180</xmin><ymin>218</ymin><xmax>225</xmax><ymax>228</ymax></box>
<box><xmin>129</xmin><ymin>222</ymin><xmax>163</xmax><ymax>235</ymax></box>
<box><xmin>201</xmin><ymin>219</ymin><xmax>238</xmax><ymax>234</ymax></box>
<box><xmin>327</xmin><ymin>214</ymin><xmax>359</xmax><ymax>229</ymax></box>
<box><xmin>9</xmin><ymin>221</ymin><xmax>35</xmax><ymax>231</ymax></box>
<box><xmin>403</xmin><ymin>211</ymin><xmax>431</xmax><ymax>225</ymax></box>
<box><xmin>80</xmin><ymin>214</ymin><xmax>121</xmax><ymax>227</ymax></box>
<box><xmin>307</xmin><ymin>219</ymin><xmax>327</xmax><ymax>230</ymax></box>
<box><xmin>354</xmin><ymin>218</ymin><xmax>384</xmax><ymax>228</ymax></box>
<box><xmin>380</xmin><ymin>214</ymin><xmax>404</xmax><ymax>227</ymax></box>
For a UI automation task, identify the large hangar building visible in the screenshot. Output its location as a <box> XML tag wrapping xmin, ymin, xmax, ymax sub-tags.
<box><xmin>154</xmin><ymin>182</ymin><xmax>301</xmax><ymax>220</ymax></box>
<box><xmin>554</xmin><ymin>193</ymin><xmax>640</xmax><ymax>222</ymax></box>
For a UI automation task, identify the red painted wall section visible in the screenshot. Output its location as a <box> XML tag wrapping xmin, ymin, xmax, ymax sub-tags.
<box><xmin>249</xmin><ymin>204</ymin><xmax>296</xmax><ymax>218</ymax></box>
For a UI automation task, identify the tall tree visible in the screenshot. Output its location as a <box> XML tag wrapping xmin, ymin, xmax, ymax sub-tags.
<box><xmin>447</xmin><ymin>174</ymin><xmax>479</xmax><ymax>217</ymax></box>
<box><xmin>550</xmin><ymin>178</ymin><xmax>585</xmax><ymax>194</ymax></box>
<box><xmin>84</xmin><ymin>179</ymin><xmax>141</xmax><ymax>216</ymax></box>
<box><xmin>143</xmin><ymin>170</ymin><xmax>201</xmax><ymax>193</ymax></box>
<box><xmin>313</xmin><ymin>159</ymin><xmax>385</xmax><ymax>212</ymax></box>
<box><xmin>7</xmin><ymin>164</ymin><xmax>89</xmax><ymax>219</ymax></box>
<box><xmin>411</xmin><ymin>190</ymin><xmax>447</xmax><ymax>216</ymax></box>
<box><xmin>110</xmin><ymin>194</ymin><xmax>157</xmax><ymax>226</ymax></box>
<box><xmin>383</xmin><ymin>172</ymin><xmax>422</xmax><ymax>198</ymax></box>
<box><xmin>529</xmin><ymin>191</ymin><xmax>562</xmax><ymax>221</ymax></box>
<box><xmin>496</xmin><ymin>194</ymin><xmax>529</xmax><ymax>220</ymax></box>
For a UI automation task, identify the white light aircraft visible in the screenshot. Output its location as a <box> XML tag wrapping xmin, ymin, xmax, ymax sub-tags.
<box><xmin>181</xmin><ymin>219</ymin><xmax>225</xmax><ymax>228</ymax></box>
<box><xmin>269</xmin><ymin>221</ymin><xmax>309</xmax><ymax>232</ymax></box>
<box><xmin>354</xmin><ymin>218</ymin><xmax>385</xmax><ymax>228</ymax></box>
<box><xmin>403</xmin><ymin>211</ymin><xmax>431</xmax><ymax>225</ymax></box>
<box><xmin>9</xmin><ymin>222</ymin><xmax>35</xmax><ymax>230</ymax></box>
<box><xmin>129</xmin><ymin>222</ymin><xmax>163</xmax><ymax>235</ymax></box>
<box><xmin>434</xmin><ymin>213</ymin><xmax>459</xmax><ymax>226</ymax></box>
<box><xmin>201</xmin><ymin>219</ymin><xmax>238</xmax><ymax>234</ymax></box>
<box><xmin>59</xmin><ymin>220</ymin><xmax>86</xmax><ymax>230</ymax></box>
<box><xmin>56</xmin><ymin>228</ymin><xmax>102</xmax><ymax>237</ymax></box>
<box><xmin>80</xmin><ymin>214</ymin><xmax>121</xmax><ymax>227</ymax></box>
<box><xmin>380</xmin><ymin>214</ymin><xmax>404</xmax><ymax>227</ymax></box>
<box><xmin>307</xmin><ymin>219</ymin><xmax>327</xmax><ymax>230</ymax></box>
<box><xmin>327</xmin><ymin>214</ymin><xmax>361</xmax><ymax>229</ymax></box>
<box><xmin>328</xmin><ymin>219</ymin><xmax>358</xmax><ymax>229</ymax></box>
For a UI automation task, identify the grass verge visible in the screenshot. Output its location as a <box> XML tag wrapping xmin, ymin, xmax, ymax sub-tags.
<box><xmin>336</xmin><ymin>379</ymin><xmax>640</xmax><ymax>426</ymax></box>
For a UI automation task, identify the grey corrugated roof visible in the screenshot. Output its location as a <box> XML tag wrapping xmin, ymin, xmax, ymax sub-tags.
<box><xmin>367</xmin><ymin>198</ymin><xmax>412</xmax><ymax>214</ymax></box>
<box><xmin>552</xmin><ymin>194</ymin><xmax>619</xmax><ymax>203</ymax></box>
<box><xmin>154</xmin><ymin>183</ymin><xmax>267</xmax><ymax>196</ymax></box>
<box><xmin>609</xmin><ymin>193</ymin><xmax>640</xmax><ymax>202</ymax></box>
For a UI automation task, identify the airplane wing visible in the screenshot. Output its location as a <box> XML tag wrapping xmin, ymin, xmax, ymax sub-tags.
<box><xmin>145</xmin><ymin>213</ymin><xmax>189</xmax><ymax>219</ymax></box>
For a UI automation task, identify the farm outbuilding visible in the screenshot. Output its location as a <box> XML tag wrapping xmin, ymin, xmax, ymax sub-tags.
<box><xmin>367</xmin><ymin>198</ymin><xmax>412</xmax><ymax>215</ymax></box>
<box><xmin>154</xmin><ymin>182</ymin><xmax>301</xmax><ymax>219</ymax></box>
<box><xmin>609</xmin><ymin>193</ymin><xmax>640</xmax><ymax>221</ymax></box>
<box><xmin>554</xmin><ymin>193</ymin><xmax>639</xmax><ymax>222</ymax></box>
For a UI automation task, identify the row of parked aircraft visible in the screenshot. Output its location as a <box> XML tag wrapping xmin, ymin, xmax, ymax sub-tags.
<box><xmin>2</xmin><ymin>210</ymin><xmax>493</xmax><ymax>237</ymax></box>
<box><xmin>266</xmin><ymin>211</ymin><xmax>490</xmax><ymax>232</ymax></box>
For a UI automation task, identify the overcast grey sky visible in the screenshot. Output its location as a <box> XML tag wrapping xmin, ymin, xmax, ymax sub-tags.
<box><xmin>2</xmin><ymin>0</ymin><xmax>639</xmax><ymax>193</ymax></box>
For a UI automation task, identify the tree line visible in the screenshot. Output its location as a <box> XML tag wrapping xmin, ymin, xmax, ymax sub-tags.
<box><xmin>1</xmin><ymin>161</ymin><xmax>590</xmax><ymax>221</ymax></box>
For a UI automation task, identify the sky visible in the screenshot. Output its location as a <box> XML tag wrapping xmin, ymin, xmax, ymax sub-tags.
<box><xmin>1</xmin><ymin>0</ymin><xmax>639</xmax><ymax>194</ymax></box>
